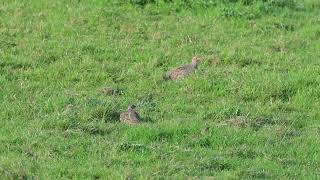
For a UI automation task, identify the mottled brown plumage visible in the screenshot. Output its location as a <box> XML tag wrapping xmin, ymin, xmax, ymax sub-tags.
<box><xmin>120</xmin><ymin>105</ymin><xmax>140</xmax><ymax>124</ymax></box>
<box><xmin>164</xmin><ymin>56</ymin><xmax>200</xmax><ymax>80</ymax></box>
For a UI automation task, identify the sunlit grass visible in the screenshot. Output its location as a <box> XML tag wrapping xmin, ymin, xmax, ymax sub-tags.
<box><xmin>1</xmin><ymin>0</ymin><xmax>320</xmax><ymax>178</ymax></box>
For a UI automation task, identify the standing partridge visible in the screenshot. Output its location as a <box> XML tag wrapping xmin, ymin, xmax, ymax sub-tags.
<box><xmin>120</xmin><ymin>105</ymin><xmax>140</xmax><ymax>124</ymax></box>
<box><xmin>164</xmin><ymin>56</ymin><xmax>200</xmax><ymax>80</ymax></box>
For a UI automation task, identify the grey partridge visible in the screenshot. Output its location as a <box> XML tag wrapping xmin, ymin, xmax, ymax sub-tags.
<box><xmin>120</xmin><ymin>105</ymin><xmax>140</xmax><ymax>124</ymax></box>
<box><xmin>164</xmin><ymin>56</ymin><xmax>200</xmax><ymax>80</ymax></box>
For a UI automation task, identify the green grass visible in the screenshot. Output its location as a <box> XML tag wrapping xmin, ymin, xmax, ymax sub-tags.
<box><xmin>1</xmin><ymin>0</ymin><xmax>320</xmax><ymax>179</ymax></box>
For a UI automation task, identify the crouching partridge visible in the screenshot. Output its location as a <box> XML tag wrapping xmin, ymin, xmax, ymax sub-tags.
<box><xmin>164</xmin><ymin>56</ymin><xmax>200</xmax><ymax>80</ymax></box>
<box><xmin>120</xmin><ymin>105</ymin><xmax>140</xmax><ymax>124</ymax></box>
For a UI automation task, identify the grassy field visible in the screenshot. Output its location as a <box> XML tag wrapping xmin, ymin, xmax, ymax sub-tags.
<box><xmin>1</xmin><ymin>0</ymin><xmax>320</xmax><ymax>179</ymax></box>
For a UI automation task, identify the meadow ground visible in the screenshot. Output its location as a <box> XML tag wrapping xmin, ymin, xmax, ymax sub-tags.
<box><xmin>1</xmin><ymin>0</ymin><xmax>320</xmax><ymax>179</ymax></box>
